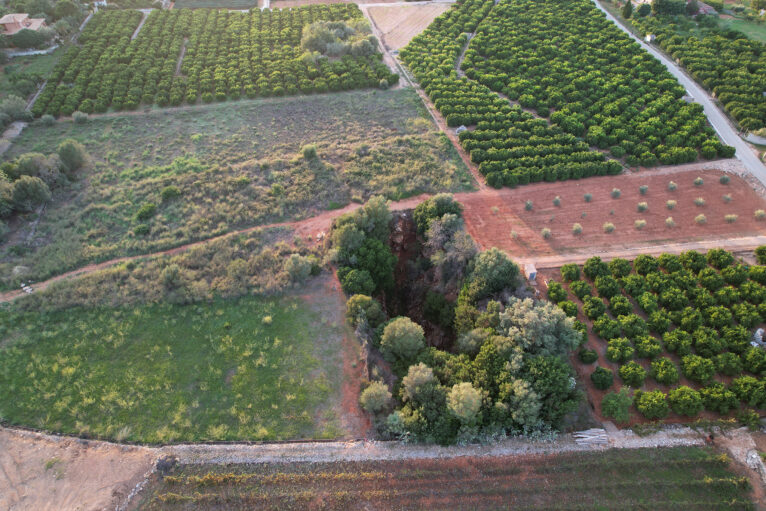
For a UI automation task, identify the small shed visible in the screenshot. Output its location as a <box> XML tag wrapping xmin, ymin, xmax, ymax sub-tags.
<box><xmin>645</xmin><ymin>34</ymin><xmax>656</xmax><ymax>43</ymax></box>
<box><xmin>524</xmin><ymin>263</ymin><xmax>537</xmax><ymax>282</ymax></box>
<box><xmin>455</xmin><ymin>125</ymin><xmax>468</xmax><ymax>135</ymax></box>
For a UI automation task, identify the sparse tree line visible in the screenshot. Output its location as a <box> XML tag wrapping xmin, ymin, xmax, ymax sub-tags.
<box><xmin>32</xmin><ymin>5</ymin><xmax>397</xmax><ymax>116</ymax></box>
<box><xmin>632</xmin><ymin>15</ymin><xmax>766</xmax><ymax>132</ymax></box>
<box><xmin>0</xmin><ymin>138</ymin><xmax>87</xmax><ymax>241</ymax></box>
<box><xmin>342</xmin><ymin>195</ymin><xmax>582</xmax><ymax>444</ymax></box>
<box><xmin>551</xmin><ymin>248</ymin><xmax>766</xmax><ymax>423</ymax></box>
<box><xmin>400</xmin><ymin>0</ymin><xmax>733</xmax><ymax>189</ymax></box>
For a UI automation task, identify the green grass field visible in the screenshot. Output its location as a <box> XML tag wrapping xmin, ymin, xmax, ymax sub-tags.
<box><xmin>0</xmin><ymin>284</ymin><xmax>346</xmax><ymax>443</ymax></box>
<box><xmin>0</xmin><ymin>89</ymin><xmax>472</xmax><ymax>289</ymax></box>
<box><xmin>0</xmin><ymin>47</ymin><xmax>64</xmax><ymax>100</ymax></box>
<box><xmin>136</xmin><ymin>447</ymin><xmax>755</xmax><ymax>510</ymax></box>
<box><xmin>718</xmin><ymin>17</ymin><xmax>766</xmax><ymax>44</ymax></box>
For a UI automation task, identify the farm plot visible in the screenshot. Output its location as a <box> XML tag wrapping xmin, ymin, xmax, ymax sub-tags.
<box><xmin>545</xmin><ymin>248</ymin><xmax>766</xmax><ymax>426</ymax></box>
<box><xmin>367</xmin><ymin>4</ymin><xmax>452</xmax><ymax>51</ymax></box>
<box><xmin>0</xmin><ymin>89</ymin><xmax>471</xmax><ymax>290</ymax></box>
<box><xmin>459</xmin><ymin>168</ymin><xmax>766</xmax><ymax>258</ymax></box>
<box><xmin>135</xmin><ymin>447</ymin><xmax>755</xmax><ymax>510</ymax></box>
<box><xmin>632</xmin><ymin>15</ymin><xmax>766</xmax><ymax>132</ymax></box>
<box><xmin>0</xmin><ymin>275</ymin><xmax>350</xmax><ymax>443</ymax></box>
<box><xmin>32</xmin><ymin>5</ymin><xmax>397</xmax><ymax>116</ymax></box>
<box><xmin>400</xmin><ymin>0</ymin><xmax>733</xmax><ymax>189</ymax></box>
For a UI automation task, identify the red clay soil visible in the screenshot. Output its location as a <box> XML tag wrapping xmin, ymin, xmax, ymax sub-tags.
<box><xmin>537</xmin><ymin>268</ymin><xmax>764</xmax><ymax>428</ymax></box>
<box><xmin>458</xmin><ymin>168</ymin><xmax>766</xmax><ymax>260</ymax></box>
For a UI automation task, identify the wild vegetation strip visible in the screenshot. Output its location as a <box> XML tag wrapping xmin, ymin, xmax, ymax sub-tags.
<box><xmin>32</xmin><ymin>5</ymin><xmax>397</xmax><ymax>116</ymax></box>
<box><xmin>631</xmin><ymin>14</ymin><xmax>766</xmax><ymax>132</ymax></box>
<box><xmin>0</xmin><ymin>276</ymin><xmax>347</xmax><ymax>443</ymax></box>
<box><xmin>400</xmin><ymin>0</ymin><xmax>734</xmax><ymax>189</ymax></box>
<box><xmin>546</xmin><ymin>248</ymin><xmax>766</xmax><ymax>426</ymax></box>
<box><xmin>1</xmin><ymin>89</ymin><xmax>471</xmax><ymax>290</ymax></box>
<box><xmin>136</xmin><ymin>447</ymin><xmax>755</xmax><ymax>510</ymax></box>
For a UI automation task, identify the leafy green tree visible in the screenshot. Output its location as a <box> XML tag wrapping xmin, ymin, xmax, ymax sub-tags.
<box><xmin>57</xmin><ymin>139</ymin><xmax>87</xmax><ymax>177</ymax></box>
<box><xmin>594</xmin><ymin>315</ymin><xmax>621</xmax><ymax>340</ymax></box>
<box><xmin>706</xmin><ymin>248</ymin><xmax>733</xmax><ymax>270</ymax></box>
<box><xmin>730</xmin><ymin>376</ymin><xmax>766</xmax><ymax>408</ymax></box>
<box><xmin>340</xmin><ymin>268</ymin><xmax>375</xmax><ymax>296</ymax></box>
<box><xmin>570</xmin><ymin>280</ymin><xmax>592</xmax><ymax>300</ymax></box>
<box><xmin>583</xmin><ymin>296</ymin><xmax>606</xmax><ymax>319</ymax></box>
<box><xmin>663</xmin><ymin>329</ymin><xmax>693</xmax><ymax>356</ymax></box>
<box><xmin>714</xmin><ymin>352</ymin><xmax>743</xmax><ymax>377</ymax></box>
<box><xmin>401</xmin><ymin>363</ymin><xmax>438</xmax><ymax>403</ymax></box>
<box><xmin>622</xmin><ymin>0</ymin><xmax>633</xmax><ymax>18</ymax></box>
<box><xmin>668</xmin><ymin>386</ymin><xmax>702</xmax><ymax>417</ymax></box>
<box><xmin>634</xmin><ymin>335</ymin><xmax>662</xmax><ymax>359</ymax></box>
<box><xmin>413</xmin><ymin>193</ymin><xmax>462</xmax><ymax>235</ymax></box>
<box><xmin>601</xmin><ymin>387</ymin><xmax>633</xmax><ymax>422</ymax></box>
<box><xmin>526</xmin><ymin>355</ymin><xmax>579</xmax><ymax>426</ymax></box>
<box><xmin>346</xmin><ymin>294</ymin><xmax>385</xmax><ymax>329</ymax></box>
<box><xmin>359</xmin><ymin>381</ymin><xmax>392</xmax><ymax>415</ymax></box>
<box><xmin>633</xmin><ymin>254</ymin><xmax>659</xmax><ymax>275</ymax></box>
<box><xmin>547</xmin><ymin>281</ymin><xmax>568</xmax><ymax>302</ymax></box>
<box><xmin>619</xmin><ymin>361</ymin><xmax>647</xmax><ymax>387</ymax></box>
<box><xmin>700</xmin><ymin>383</ymin><xmax>739</xmax><ymax>414</ymax></box>
<box><xmin>584</xmin><ymin>256</ymin><xmax>609</xmax><ymax>280</ymax></box>
<box><xmin>591</xmin><ymin>366</ymin><xmax>614</xmax><ymax>390</ymax></box>
<box><xmin>381</xmin><ymin>317</ymin><xmax>426</xmax><ymax>364</ymax></box>
<box><xmin>608</xmin><ymin>258</ymin><xmax>632</xmax><ymax>278</ymax></box>
<box><xmin>11</xmin><ymin>28</ymin><xmax>48</xmax><ymax>49</ymax></box>
<box><xmin>497</xmin><ymin>297</ymin><xmax>581</xmax><ymax>356</ymax></box>
<box><xmin>634</xmin><ymin>389</ymin><xmax>669</xmax><ymax>419</ymax></box>
<box><xmin>463</xmin><ymin>248</ymin><xmax>519</xmax><ymax>302</ymax></box>
<box><xmin>11</xmin><ymin>175</ymin><xmax>50</xmax><ymax>212</ymax></box>
<box><xmin>560</xmin><ymin>263</ymin><xmax>580</xmax><ymax>281</ymax></box>
<box><xmin>680</xmin><ymin>250</ymin><xmax>707</xmax><ymax>272</ymax></box>
<box><xmin>356</xmin><ymin>238</ymin><xmax>396</xmax><ymax>292</ymax></box>
<box><xmin>618</xmin><ymin>314</ymin><xmax>649</xmax><ymax>339</ymax></box>
<box><xmin>681</xmin><ymin>354</ymin><xmax>715</xmax><ymax>384</ymax></box>
<box><xmin>595</xmin><ymin>275</ymin><xmax>621</xmax><ymax>299</ymax></box>
<box><xmin>651</xmin><ymin>357</ymin><xmax>679</xmax><ymax>385</ymax></box>
<box><xmin>693</xmin><ymin>327</ymin><xmax>726</xmax><ymax>358</ymax></box>
<box><xmin>756</xmin><ymin>246</ymin><xmax>766</xmax><ymax>265</ymax></box>
<box><xmin>606</xmin><ymin>337</ymin><xmax>635</xmax><ymax>363</ymax></box>
<box><xmin>447</xmin><ymin>382</ymin><xmax>482</xmax><ymax>424</ymax></box>
<box><xmin>742</xmin><ymin>347</ymin><xmax>766</xmax><ymax>376</ymax></box>
<box><xmin>609</xmin><ymin>295</ymin><xmax>632</xmax><ymax>317</ymax></box>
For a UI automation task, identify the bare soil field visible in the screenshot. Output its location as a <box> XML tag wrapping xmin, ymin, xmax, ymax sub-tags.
<box><xmin>0</xmin><ymin>428</ymin><xmax>154</xmax><ymax>511</ymax></box>
<box><xmin>459</xmin><ymin>168</ymin><xmax>766</xmax><ymax>260</ymax></box>
<box><xmin>134</xmin><ymin>446</ymin><xmax>756</xmax><ymax>510</ymax></box>
<box><xmin>368</xmin><ymin>4</ymin><xmax>453</xmax><ymax>50</ymax></box>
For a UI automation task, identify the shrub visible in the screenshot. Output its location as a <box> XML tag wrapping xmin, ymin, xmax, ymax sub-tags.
<box><xmin>668</xmin><ymin>181</ymin><xmax>677</xmax><ymax>191</ymax></box>
<box><xmin>619</xmin><ymin>361</ymin><xmax>646</xmax><ymax>388</ymax></box>
<box><xmin>694</xmin><ymin>177</ymin><xmax>704</xmax><ymax>186</ymax></box>
<box><xmin>634</xmin><ymin>389</ymin><xmax>669</xmax><ymax>419</ymax></box>
<box><xmin>700</xmin><ymin>383</ymin><xmax>738</xmax><ymax>414</ymax></box>
<box><xmin>594</xmin><ymin>316</ymin><xmax>621</xmax><ymax>339</ymax></box>
<box><xmin>706</xmin><ymin>248</ymin><xmax>734</xmax><ymax>269</ymax></box>
<box><xmin>611</xmin><ymin>188</ymin><xmax>621</xmax><ymax>198</ymax></box>
<box><xmin>541</xmin><ymin>228</ymin><xmax>551</xmax><ymax>239</ymax></box>
<box><xmin>601</xmin><ymin>387</ymin><xmax>632</xmax><ymax>422</ymax></box>
<box><xmin>572</xmin><ymin>223</ymin><xmax>582</xmax><ymax>235</ymax></box>
<box><xmin>722</xmin><ymin>194</ymin><xmax>732</xmax><ymax>203</ymax></box>
<box><xmin>579</xmin><ymin>349</ymin><xmax>598</xmax><ymax>364</ymax></box>
<box><xmin>714</xmin><ymin>352</ymin><xmax>743</xmax><ymax>377</ymax></box>
<box><xmin>552</xmin><ymin>196</ymin><xmax>561</xmax><ymax>206</ymax></box>
<box><xmin>651</xmin><ymin>357</ymin><xmax>679</xmax><ymax>385</ymax></box>
<box><xmin>666</xmin><ymin>200</ymin><xmax>676</xmax><ymax>210</ymax></box>
<box><xmin>665</xmin><ymin>217</ymin><xmax>675</xmax><ymax>227</ymax></box>
<box><xmin>591</xmin><ymin>366</ymin><xmax>613</xmax><ymax>390</ymax></box>
<box><xmin>583</xmin><ymin>296</ymin><xmax>606</xmax><ymax>319</ymax></box>
<box><xmin>681</xmin><ymin>354</ymin><xmax>715</xmax><ymax>384</ymax></box>
<box><xmin>73</xmin><ymin>111</ymin><xmax>88</xmax><ymax>124</ymax></box>
<box><xmin>680</xmin><ymin>250</ymin><xmax>707</xmax><ymax>272</ymax></box>
<box><xmin>755</xmin><ymin>209</ymin><xmax>765</xmax><ymax>221</ymax></box>
<box><xmin>634</xmin><ymin>335</ymin><xmax>662</xmax><ymax>359</ymax></box>
<box><xmin>725</xmin><ymin>214</ymin><xmax>738</xmax><ymax>223</ymax></box>
<box><xmin>633</xmin><ymin>254</ymin><xmax>659</xmax><ymax>275</ymax></box>
<box><xmin>346</xmin><ymin>294</ymin><xmax>385</xmax><ymax>329</ymax></box>
<box><xmin>608</xmin><ymin>295</ymin><xmax>632</xmax><ymax>317</ymax></box>
<box><xmin>560</xmin><ymin>263</ymin><xmax>580</xmax><ymax>281</ymax></box>
<box><xmin>570</xmin><ymin>280</ymin><xmax>592</xmax><ymax>300</ymax></box>
<box><xmin>341</xmin><ymin>269</ymin><xmax>376</xmax><ymax>296</ymax></box>
<box><xmin>12</xmin><ymin>175</ymin><xmax>50</xmax><ymax>212</ymax></box>
<box><xmin>56</xmin><ymin>139</ymin><xmax>88</xmax><ymax>177</ymax></box>
<box><xmin>742</xmin><ymin>346</ymin><xmax>766</xmax><ymax>375</ymax></box>
<box><xmin>284</xmin><ymin>254</ymin><xmax>315</xmax><ymax>283</ymax></box>
<box><xmin>133</xmin><ymin>224</ymin><xmax>149</xmax><ymax>236</ymax></box>
<box><xmin>301</xmin><ymin>144</ymin><xmax>318</xmax><ymax>159</ymax></box>
<box><xmin>694</xmin><ymin>197</ymin><xmax>705</xmax><ymax>207</ymax></box>
<box><xmin>606</xmin><ymin>337</ymin><xmax>634</xmax><ymax>363</ymax></box>
<box><xmin>637</xmin><ymin>202</ymin><xmax>648</xmax><ymax>213</ymax></box>
<box><xmin>595</xmin><ymin>275</ymin><xmax>620</xmax><ymax>298</ymax></box>
<box><xmin>161</xmin><ymin>186</ymin><xmax>181</xmax><ymax>202</ymax></box>
<box><xmin>694</xmin><ymin>214</ymin><xmax>706</xmax><ymax>224</ymax></box>
<box><xmin>464</xmin><ymin>247</ymin><xmax>519</xmax><ymax>300</ymax></box>
<box><xmin>583</xmin><ymin>193</ymin><xmax>592</xmax><ymax>202</ymax></box>
<box><xmin>584</xmin><ymin>257</ymin><xmax>610</xmax><ymax>280</ymax></box>
<box><xmin>524</xmin><ymin>200</ymin><xmax>533</xmax><ymax>211</ymax></box>
<box><xmin>41</xmin><ymin>114</ymin><xmax>55</xmax><ymax>126</ymax></box>
<box><xmin>359</xmin><ymin>381</ymin><xmax>392</xmax><ymax>414</ymax></box>
<box><xmin>730</xmin><ymin>376</ymin><xmax>766</xmax><ymax>408</ymax></box>
<box><xmin>634</xmin><ymin>219</ymin><xmax>646</xmax><ymax>230</ymax></box>
<box><xmin>639</xmin><ymin>185</ymin><xmax>648</xmax><ymax>195</ymax></box>
<box><xmin>547</xmin><ymin>281</ymin><xmax>568</xmax><ymax>303</ymax></box>
<box><xmin>135</xmin><ymin>202</ymin><xmax>157</xmax><ymax>221</ymax></box>
<box><xmin>603</xmin><ymin>222</ymin><xmax>615</xmax><ymax>233</ymax></box>
<box><xmin>607</xmin><ymin>258</ymin><xmax>631</xmax><ymax>279</ymax></box>
<box><xmin>447</xmin><ymin>382</ymin><xmax>482</xmax><ymax>424</ymax></box>
<box><xmin>558</xmin><ymin>300</ymin><xmax>578</xmax><ymax>318</ymax></box>
<box><xmin>380</xmin><ymin>317</ymin><xmax>425</xmax><ymax>364</ymax></box>
<box><xmin>663</xmin><ymin>330</ymin><xmax>693</xmax><ymax>356</ymax></box>
<box><xmin>668</xmin><ymin>386</ymin><xmax>703</xmax><ymax>417</ymax></box>
<box><xmin>719</xmin><ymin>175</ymin><xmax>730</xmax><ymax>185</ymax></box>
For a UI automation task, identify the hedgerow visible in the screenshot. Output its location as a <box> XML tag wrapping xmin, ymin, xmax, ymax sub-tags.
<box><xmin>33</xmin><ymin>5</ymin><xmax>396</xmax><ymax>116</ymax></box>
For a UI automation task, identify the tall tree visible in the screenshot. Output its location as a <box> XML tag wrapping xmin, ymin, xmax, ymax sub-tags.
<box><xmin>622</xmin><ymin>0</ymin><xmax>633</xmax><ymax>18</ymax></box>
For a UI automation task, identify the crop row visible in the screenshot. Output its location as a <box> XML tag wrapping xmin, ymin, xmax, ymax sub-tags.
<box><xmin>400</xmin><ymin>0</ymin><xmax>732</xmax><ymax>189</ymax></box>
<box><xmin>32</xmin><ymin>5</ymin><xmax>396</xmax><ymax>116</ymax></box>
<box><xmin>548</xmin><ymin>249</ymin><xmax>766</xmax><ymax>420</ymax></box>
<box><xmin>633</xmin><ymin>15</ymin><xmax>766</xmax><ymax>132</ymax></box>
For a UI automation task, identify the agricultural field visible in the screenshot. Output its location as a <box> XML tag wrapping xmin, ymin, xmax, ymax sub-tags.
<box><xmin>367</xmin><ymin>3</ymin><xmax>452</xmax><ymax>51</ymax></box>
<box><xmin>401</xmin><ymin>0</ymin><xmax>732</xmax><ymax>189</ymax></box>
<box><xmin>32</xmin><ymin>5</ymin><xmax>397</xmax><ymax>116</ymax></box>
<box><xmin>0</xmin><ymin>274</ymin><xmax>351</xmax><ymax>443</ymax></box>
<box><xmin>0</xmin><ymin>88</ymin><xmax>471</xmax><ymax>290</ymax></box>
<box><xmin>545</xmin><ymin>248</ymin><xmax>766</xmax><ymax>425</ymax></box>
<box><xmin>632</xmin><ymin>14</ymin><xmax>766</xmax><ymax>131</ymax></box>
<box><xmin>135</xmin><ymin>447</ymin><xmax>755</xmax><ymax>509</ymax></box>
<box><xmin>459</xmin><ymin>168</ymin><xmax>766</xmax><ymax>258</ymax></box>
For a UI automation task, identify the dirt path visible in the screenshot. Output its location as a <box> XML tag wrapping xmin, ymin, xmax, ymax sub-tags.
<box><xmin>0</xmin><ymin>428</ymin><xmax>155</xmax><ymax>511</ymax></box>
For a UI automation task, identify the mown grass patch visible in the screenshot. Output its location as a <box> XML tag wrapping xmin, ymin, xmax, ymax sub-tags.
<box><xmin>0</xmin><ymin>292</ymin><xmax>345</xmax><ymax>443</ymax></box>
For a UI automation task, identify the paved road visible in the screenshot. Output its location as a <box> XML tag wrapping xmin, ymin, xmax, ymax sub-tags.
<box><xmin>593</xmin><ymin>0</ymin><xmax>766</xmax><ymax>188</ymax></box>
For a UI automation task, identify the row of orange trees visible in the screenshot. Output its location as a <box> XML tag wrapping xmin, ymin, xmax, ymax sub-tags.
<box><xmin>32</xmin><ymin>5</ymin><xmax>396</xmax><ymax>116</ymax></box>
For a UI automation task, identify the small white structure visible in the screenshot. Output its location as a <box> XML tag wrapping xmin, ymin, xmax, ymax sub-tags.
<box><xmin>753</xmin><ymin>328</ymin><xmax>765</xmax><ymax>347</ymax></box>
<box><xmin>455</xmin><ymin>125</ymin><xmax>468</xmax><ymax>135</ymax></box>
<box><xmin>524</xmin><ymin>263</ymin><xmax>537</xmax><ymax>282</ymax></box>
<box><xmin>645</xmin><ymin>34</ymin><xmax>656</xmax><ymax>43</ymax></box>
